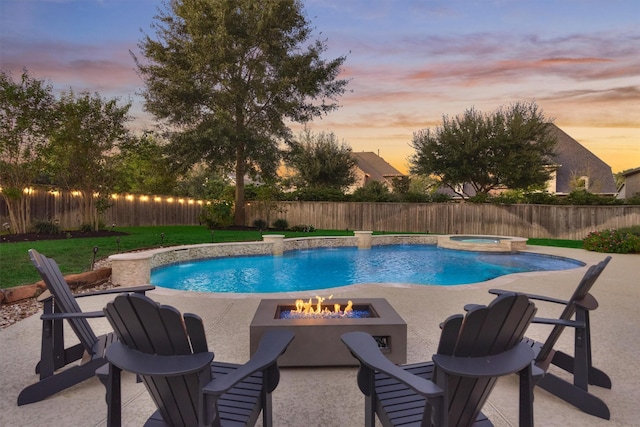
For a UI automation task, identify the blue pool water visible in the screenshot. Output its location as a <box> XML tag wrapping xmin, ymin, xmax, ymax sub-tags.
<box><xmin>151</xmin><ymin>245</ymin><xmax>584</xmax><ymax>293</ymax></box>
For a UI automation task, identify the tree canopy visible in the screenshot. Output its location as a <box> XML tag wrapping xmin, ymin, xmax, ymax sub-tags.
<box><xmin>284</xmin><ymin>129</ymin><xmax>356</xmax><ymax>191</ymax></box>
<box><xmin>112</xmin><ymin>132</ymin><xmax>178</xmax><ymax>195</ymax></box>
<box><xmin>410</xmin><ymin>101</ymin><xmax>556</xmax><ymax>198</ymax></box>
<box><xmin>134</xmin><ymin>0</ymin><xmax>348</xmax><ymax>225</ymax></box>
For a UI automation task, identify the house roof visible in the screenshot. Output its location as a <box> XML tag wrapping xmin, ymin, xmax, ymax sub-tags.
<box><xmin>546</xmin><ymin>124</ymin><xmax>617</xmax><ymax>194</ymax></box>
<box><xmin>621</xmin><ymin>166</ymin><xmax>640</xmax><ymax>177</ymax></box>
<box><xmin>351</xmin><ymin>152</ymin><xmax>405</xmax><ymax>182</ymax></box>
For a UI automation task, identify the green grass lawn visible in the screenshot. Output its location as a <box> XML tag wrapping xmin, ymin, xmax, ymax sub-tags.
<box><xmin>0</xmin><ymin>226</ymin><xmax>583</xmax><ymax>289</ymax></box>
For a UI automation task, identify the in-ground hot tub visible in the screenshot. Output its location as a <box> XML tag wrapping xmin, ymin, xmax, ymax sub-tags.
<box><xmin>437</xmin><ymin>234</ymin><xmax>527</xmax><ymax>253</ymax></box>
<box><xmin>250</xmin><ymin>298</ymin><xmax>407</xmax><ymax>367</ymax></box>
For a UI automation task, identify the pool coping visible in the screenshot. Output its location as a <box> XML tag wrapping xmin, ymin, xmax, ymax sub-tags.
<box><xmin>108</xmin><ymin>232</ymin><xmax>439</xmax><ymax>286</ymax></box>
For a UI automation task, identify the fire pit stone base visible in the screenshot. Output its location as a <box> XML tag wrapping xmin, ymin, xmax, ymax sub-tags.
<box><xmin>250</xmin><ymin>298</ymin><xmax>407</xmax><ymax>367</ymax></box>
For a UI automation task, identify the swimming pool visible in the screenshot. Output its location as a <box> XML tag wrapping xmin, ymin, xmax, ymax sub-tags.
<box><xmin>151</xmin><ymin>244</ymin><xmax>583</xmax><ymax>293</ymax></box>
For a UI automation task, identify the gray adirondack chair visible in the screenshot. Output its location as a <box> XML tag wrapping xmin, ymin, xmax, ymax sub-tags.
<box><xmin>342</xmin><ymin>293</ymin><xmax>537</xmax><ymax>427</ymax></box>
<box><xmin>488</xmin><ymin>255</ymin><xmax>612</xmax><ymax>419</ymax></box>
<box><xmin>17</xmin><ymin>249</ymin><xmax>154</xmax><ymax>406</ymax></box>
<box><xmin>101</xmin><ymin>292</ymin><xmax>295</xmax><ymax>427</ymax></box>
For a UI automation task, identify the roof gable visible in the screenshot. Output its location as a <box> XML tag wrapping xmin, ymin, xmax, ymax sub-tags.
<box><xmin>546</xmin><ymin>124</ymin><xmax>617</xmax><ymax>194</ymax></box>
<box><xmin>351</xmin><ymin>152</ymin><xmax>404</xmax><ymax>182</ymax></box>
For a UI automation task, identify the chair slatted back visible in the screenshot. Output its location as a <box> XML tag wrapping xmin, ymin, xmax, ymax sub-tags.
<box><xmin>28</xmin><ymin>249</ymin><xmax>98</xmax><ymax>350</ymax></box>
<box><xmin>537</xmin><ymin>256</ymin><xmax>611</xmax><ymax>364</ymax></box>
<box><xmin>435</xmin><ymin>293</ymin><xmax>537</xmax><ymax>427</ymax></box>
<box><xmin>104</xmin><ymin>293</ymin><xmax>209</xmax><ymax>427</ymax></box>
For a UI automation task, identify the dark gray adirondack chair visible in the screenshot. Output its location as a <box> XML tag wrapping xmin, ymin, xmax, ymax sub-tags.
<box><xmin>102</xmin><ymin>293</ymin><xmax>295</xmax><ymax>427</ymax></box>
<box><xmin>342</xmin><ymin>293</ymin><xmax>538</xmax><ymax>427</ymax></box>
<box><xmin>488</xmin><ymin>255</ymin><xmax>612</xmax><ymax>420</ymax></box>
<box><xmin>17</xmin><ymin>249</ymin><xmax>154</xmax><ymax>406</ymax></box>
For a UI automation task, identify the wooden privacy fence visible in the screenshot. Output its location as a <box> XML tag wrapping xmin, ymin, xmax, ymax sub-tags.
<box><xmin>1</xmin><ymin>187</ymin><xmax>639</xmax><ymax>239</ymax></box>
<box><xmin>0</xmin><ymin>186</ymin><xmax>203</xmax><ymax>230</ymax></box>
<box><xmin>245</xmin><ymin>201</ymin><xmax>640</xmax><ymax>240</ymax></box>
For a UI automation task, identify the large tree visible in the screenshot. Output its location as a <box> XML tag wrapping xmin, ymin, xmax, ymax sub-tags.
<box><xmin>285</xmin><ymin>128</ymin><xmax>357</xmax><ymax>191</ymax></box>
<box><xmin>134</xmin><ymin>0</ymin><xmax>348</xmax><ymax>225</ymax></box>
<box><xmin>47</xmin><ymin>90</ymin><xmax>131</xmax><ymax>230</ymax></box>
<box><xmin>410</xmin><ymin>101</ymin><xmax>556</xmax><ymax>198</ymax></box>
<box><xmin>0</xmin><ymin>69</ymin><xmax>55</xmax><ymax>233</ymax></box>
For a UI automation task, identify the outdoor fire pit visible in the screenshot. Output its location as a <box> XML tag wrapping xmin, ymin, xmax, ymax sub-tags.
<box><xmin>250</xmin><ymin>297</ymin><xmax>407</xmax><ymax>367</ymax></box>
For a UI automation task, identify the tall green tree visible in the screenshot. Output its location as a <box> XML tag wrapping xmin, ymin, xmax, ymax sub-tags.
<box><xmin>47</xmin><ymin>90</ymin><xmax>131</xmax><ymax>230</ymax></box>
<box><xmin>134</xmin><ymin>0</ymin><xmax>348</xmax><ymax>225</ymax></box>
<box><xmin>0</xmin><ymin>69</ymin><xmax>55</xmax><ymax>233</ymax></box>
<box><xmin>410</xmin><ymin>101</ymin><xmax>556</xmax><ymax>198</ymax></box>
<box><xmin>285</xmin><ymin>128</ymin><xmax>357</xmax><ymax>191</ymax></box>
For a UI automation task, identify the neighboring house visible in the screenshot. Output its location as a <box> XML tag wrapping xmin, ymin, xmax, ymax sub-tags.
<box><xmin>436</xmin><ymin>124</ymin><xmax>617</xmax><ymax>199</ymax></box>
<box><xmin>616</xmin><ymin>166</ymin><xmax>640</xmax><ymax>199</ymax></box>
<box><xmin>349</xmin><ymin>151</ymin><xmax>405</xmax><ymax>193</ymax></box>
<box><xmin>544</xmin><ymin>124</ymin><xmax>617</xmax><ymax>196</ymax></box>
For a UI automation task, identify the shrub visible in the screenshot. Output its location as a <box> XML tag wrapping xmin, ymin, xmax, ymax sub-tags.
<box><xmin>523</xmin><ymin>191</ymin><xmax>557</xmax><ymax>205</ymax></box>
<box><xmin>399</xmin><ymin>192</ymin><xmax>431</xmax><ymax>203</ymax></box>
<box><xmin>583</xmin><ymin>227</ymin><xmax>640</xmax><ymax>254</ymax></box>
<box><xmin>291</xmin><ymin>224</ymin><xmax>315</xmax><ymax>232</ymax></box>
<box><xmin>351</xmin><ymin>181</ymin><xmax>395</xmax><ymax>202</ymax></box>
<box><xmin>252</xmin><ymin>219</ymin><xmax>268</xmax><ymax>231</ymax></box>
<box><xmin>272</xmin><ymin>218</ymin><xmax>289</xmax><ymax>231</ymax></box>
<box><xmin>430</xmin><ymin>193</ymin><xmax>453</xmax><ymax>203</ymax></box>
<box><xmin>564</xmin><ymin>190</ymin><xmax>613</xmax><ymax>205</ymax></box>
<box><xmin>491</xmin><ymin>191</ymin><xmax>523</xmax><ymax>205</ymax></box>
<box><xmin>32</xmin><ymin>219</ymin><xmax>61</xmax><ymax>235</ymax></box>
<box><xmin>287</xmin><ymin>187</ymin><xmax>348</xmax><ymax>201</ymax></box>
<box><xmin>467</xmin><ymin>193</ymin><xmax>492</xmax><ymax>204</ymax></box>
<box><xmin>79</xmin><ymin>223</ymin><xmax>94</xmax><ymax>233</ymax></box>
<box><xmin>199</xmin><ymin>201</ymin><xmax>234</xmax><ymax>229</ymax></box>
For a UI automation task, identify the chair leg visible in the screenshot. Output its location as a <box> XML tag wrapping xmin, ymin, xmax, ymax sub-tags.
<box><xmin>551</xmin><ymin>351</ymin><xmax>611</xmax><ymax>389</ymax></box>
<box><xmin>105</xmin><ymin>364</ymin><xmax>122</xmax><ymax>427</ymax></box>
<box><xmin>18</xmin><ymin>358</ymin><xmax>105</xmax><ymax>405</ymax></box>
<box><xmin>518</xmin><ymin>365</ymin><xmax>535</xmax><ymax>427</ymax></box>
<box><xmin>538</xmin><ymin>372</ymin><xmax>610</xmax><ymax>420</ymax></box>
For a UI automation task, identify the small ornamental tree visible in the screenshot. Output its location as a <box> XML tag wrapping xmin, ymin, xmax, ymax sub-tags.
<box><xmin>410</xmin><ymin>101</ymin><xmax>556</xmax><ymax>198</ymax></box>
<box><xmin>47</xmin><ymin>90</ymin><xmax>131</xmax><ymax>230</ymax></box>
<box><xmin>0</xmin><ymin>69</ymin><xmax>55</xmax><ymax>233</ymax></box>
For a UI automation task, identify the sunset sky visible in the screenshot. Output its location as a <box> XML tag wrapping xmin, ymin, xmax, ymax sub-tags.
<box><xmin>1</xmin><ymin>0</ymin><xmax>638</xmax><ymax>174</ymax></box>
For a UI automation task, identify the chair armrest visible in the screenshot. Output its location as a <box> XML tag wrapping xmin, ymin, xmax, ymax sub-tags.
<box><xmin>41</xmin><ymin>310</ymin><xmax>105</xmax><ymax>320</ymax></box>
<box><xmin>432</xmin><ymin>342</ymin><xmax>534</xmax><ymax>378</ymax></box>
<box><xmin>532</xmin><ymin>317</ymin><xmax>585</xmax><ymax>328</ymax></box>
<box><xmin>105</xmin><ymin>342</ymin><xmax>214</xmax><ymax>376</ymax></box>
<box><xmin>341</xmin><ymin>331</ymin><xmax>443</xmax><ymax>398</ymax></box>
<box><xmin>489</xmin><ymin>289</ymin><xmax>568</xmax><ymax>306</ymax></box>
<box><xmin>73</xmin><ymin>285</ymin><xmax>155</xmax><ymax>299</ymax></box>
<box><xmin>202</xmin><ymin>329</ymin><xmax>295</xmax><ymax>396</ymax></box>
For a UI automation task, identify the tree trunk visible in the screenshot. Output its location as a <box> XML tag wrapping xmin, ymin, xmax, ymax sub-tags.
<box><xmin>234</xmin><ymin>144</ymin><xmax>246</xmax><ymax>226</ymax></box>
<box><xmin>1</xmin><ymin>190</ymin><xmax>31</xmax><ymax>234</ymax></box>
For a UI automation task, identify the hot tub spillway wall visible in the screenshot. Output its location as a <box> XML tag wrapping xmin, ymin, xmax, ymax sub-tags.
<box><xmin>250</xmin><ymin>298</ymin><xmax>407</xmax><ymax>367</ymax></box>
<box><xmin>437</xmin><ymin>235</ymin><xmax>528</xmax><ymax>253</ymax></box>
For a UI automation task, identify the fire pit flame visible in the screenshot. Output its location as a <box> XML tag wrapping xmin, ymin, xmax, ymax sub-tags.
<box><xmin>288</xmin><ymin>296</ymin><xmax>354</xmax><ymax>319</ymax></box>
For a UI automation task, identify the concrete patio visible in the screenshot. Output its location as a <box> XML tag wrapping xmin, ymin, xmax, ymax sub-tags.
<box><xmin>1</xmin><ymin>246</ymin><xmax>638</xmax><ymax>426</ymax></box>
